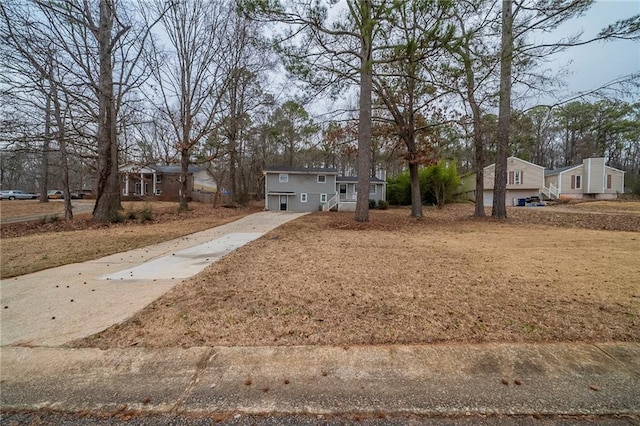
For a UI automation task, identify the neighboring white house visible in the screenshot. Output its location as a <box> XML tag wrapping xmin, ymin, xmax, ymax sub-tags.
<box><xmin>457</xmin><ymin>156</ymin><xmax>626</xmax><ymax>205</ymax></box>
<box><xmin>263</xmin><ymin>166</ymin><xmax>386</xmax><ymax>212</ymax></box>
<box><xmin>458</xmin><ymin>156</ymin><xmax>546</xmax><ymax>206</ymax></box>
<box><xmin>543</xmin><ymin>157</ymin><xmax>625</xmax><ymax>200</ymax></box>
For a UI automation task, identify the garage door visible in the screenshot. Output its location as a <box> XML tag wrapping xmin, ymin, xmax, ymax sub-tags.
<box><xmin>483</xmin><ymin>191</ymin><xmax>493</xmax><ymax>207</ymax></box>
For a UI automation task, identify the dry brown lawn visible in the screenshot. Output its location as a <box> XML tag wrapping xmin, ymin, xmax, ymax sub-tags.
<box><xmin>0</xmin><ymin>199</ymin><xmax>68</xmax><ymax>219</ymax></box>
<box><xmin>0</xmin><ymin>202</ymin><xmax>261</xmax><ymax>278</ymax></box>
<box><xmin>73</xmin><ymin>203</ymin><xmax>640</xmax><ymax>349</ymax></box>
<box><xmin>554</xmin><ymin>200</ymin><xmax>640</xmax><ymax>214</ymax></box>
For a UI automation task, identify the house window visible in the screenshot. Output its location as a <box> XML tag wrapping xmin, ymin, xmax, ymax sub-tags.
<box><xmin>571</xmin><ymin>175</ymin><xmax>582</xmax><ymax>189</ymax></box>
<box><xmin>606</xmin><ymin>174</ymin><xmax>612</xmax><ymax>189</ymax></box>
<box><xmin>300</xmin><ymin>193</ymin><xmax>308</xmax><ymax>203</ymax></box>
<box><xmin>155</xmin><ymin>189</ymin><xmax>162</xmax><ymax>195</ymax></box>
<box><xmin>320</xmin><ymin>193</ymin><xmax>327</xmax><ymax>203</ymax></box>
<box><xmin>279</xmin><ymin>173</ymin><xmax>288</xmax><ymax>183</ymax></box>
<box><xmin>508</xmin><ymin>171</ymin><xmax>523</xmax><ymax>185</ymax></box>
<box><xmin>317</xmin><ymin>175</ymin><xmax>326</xmax><ymax>183</ymax></box>
<box><xmin>155</xmin><ymin>175</ymin><xmax>162</xmax><ymax>183</ymax></box>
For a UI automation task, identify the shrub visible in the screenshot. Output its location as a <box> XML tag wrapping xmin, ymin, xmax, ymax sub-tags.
<box><xmin>40</xmin><ymin>214</ymin><xmax>59</xmax><ymax>224</ymax></box>
<box><xmin>140</xmin><ymin>205</ymin><xmax>153</xmax><ymax>222</ymax></box>
<box><xmin>369</xmin><ymin>199</ymin><xmax>377</xmax><ymax>209</ymax></box>
<box><xmin>386</xmin><ymin>161</ymin><xmax>461</xmax><ymax>208</ymax></box>
<box><xmin>109</xmin><ymin>211</ymin><xmax>124</xmax><ymax>223</ymax></box>
<box><xmin>422</xmin><ymin>161</ymin><xmax>461</xmax><ymax>209</ymax></box>
<box><xmin>386</xmin><ymin>173</ymin><xmax>411</xmax><ymax>205</ymax></box>
<box><xmin>377</xmin><ymin>200</ymin><xmax>388</xmax><ymax>210</ymax></box>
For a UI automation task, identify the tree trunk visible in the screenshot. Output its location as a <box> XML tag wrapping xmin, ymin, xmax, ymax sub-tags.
<box><xmin>93</xmin><ymin>0</ymin><xmax>121</xmax><ymax>222</ymax></box>
<box><xmin>179</xmin><ymin>147</ymin><xmax>189</xmax><ymax>211</ymax></box>
<box><xmin>492</xmin><ymin>0</ymin><xmax>512</xmax><ymax>219</ymax></box>
<box><xmin>408</xmin><ymin>162</ymin><xmax>422</xmax><ymax>217</ymax></box>
<box><xmin>355</xmin><ymin>0</ymin><xmax>372</xmax><ymax>223</ymax></box>
<box><xmin>464</xmin><ymin>56</ymin><xmax>485</xmax><ymax>217</ymax></box>
<box><xmin>39</xmin><ymin>90</ymin><xmax>51</xmax><ymax>204</ymax></box>
<box><xmin>50</xmin><ymin>76</ymin><xmax>73</xmax><ymax>220</ymax></box>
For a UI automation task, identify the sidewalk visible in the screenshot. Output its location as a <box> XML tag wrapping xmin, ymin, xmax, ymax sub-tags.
<box><xmin>0</xmin><ymin>211</ymin><xmax>307</xmax><ymax>346</ymax></box>
<box><xmin>1</xmin><ymin>343</ymin><xmax>639</xmax><ymax>417</ymax></box>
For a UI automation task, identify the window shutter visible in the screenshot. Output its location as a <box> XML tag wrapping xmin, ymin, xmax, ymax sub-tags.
<box><xmin>508</xmin><ymin>171</ymin><xmax>514</xmax><ymax>185</ymax></box>
<box><xmin>520</xmin><ymin>171</ymin><xmax>524</xmax><ymax>184</ymax></box>
<box><xmin>607</xmin><ymin>174</ymin><xmax>612</xmax><ymax>189</ymax></box>
<box><xmin>571</xmin><ymin>175</ymin><xmax>575</xmax><ymax>189</ymax></box>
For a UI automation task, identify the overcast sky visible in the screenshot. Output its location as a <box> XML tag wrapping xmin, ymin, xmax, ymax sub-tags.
<box><xmin>533</xmin><ymin>0</ymin><xmax>639</xmax><ymax>103</ymax></box>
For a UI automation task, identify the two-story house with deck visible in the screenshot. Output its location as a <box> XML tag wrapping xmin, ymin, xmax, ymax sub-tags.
<box><xmin>263</xmin><ymin>166</ymin><xmax>386</xmax><ymax>212</ymax></box>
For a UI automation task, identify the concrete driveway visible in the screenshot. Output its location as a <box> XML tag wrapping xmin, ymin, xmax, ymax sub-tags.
<box><xmin>0</xmin><ymin>211</ymin><xmax>306</xmax><ymax>347</ymax></box>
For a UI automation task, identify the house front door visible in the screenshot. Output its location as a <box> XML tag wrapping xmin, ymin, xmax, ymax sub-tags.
<box><xmin>279</xmin><ymin>195</ymin><xmax>287</xmax><ymax>211</ymax></box>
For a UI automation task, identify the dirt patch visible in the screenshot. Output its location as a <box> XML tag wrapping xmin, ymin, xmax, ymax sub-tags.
<box><xmin>72</xmin><ymin>204</ymin><xmax>640</xmax><ymax>348</ymax></box>
<box><xmin>0</xmin><ymin>202</ymin><xmax>261</xmax><ymax>278</ymax></box>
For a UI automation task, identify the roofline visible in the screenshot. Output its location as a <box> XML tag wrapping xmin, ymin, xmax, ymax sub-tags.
<box><xmin>263</xmin><ymin>168</ymin><xmax>339</xmax><ymax>175</ymax></box>
<box><xmin>546</xmin><ymin>164</ymin><xmax>583</xmax><ymax>176</ymax></box>
<box><xmin>483</xmin><ymin>156</ymin><xmax>545</xmax><ymax>171</ymax></box>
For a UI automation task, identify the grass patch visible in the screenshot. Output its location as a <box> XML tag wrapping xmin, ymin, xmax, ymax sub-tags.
<box><xmin>1</xmin><ymin>202</ymin><xmax>260</xmax><ymax>278</ymax></box>
<box><xmin>71</xmin><ymin>204</ymin><xmax>640</xmax><ymax>349</ymax></box>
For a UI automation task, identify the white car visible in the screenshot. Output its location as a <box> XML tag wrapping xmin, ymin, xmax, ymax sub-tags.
<box><xmin>0</xmin><ymin>190</ymin><xmax>38</xmax><ymax>200</ymax></box>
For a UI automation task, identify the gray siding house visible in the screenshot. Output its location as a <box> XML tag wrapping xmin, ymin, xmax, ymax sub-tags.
<box><xmin>264</xmin><ymin>166</ymin><xmax>386</xmax><ymax>212</ymax></box>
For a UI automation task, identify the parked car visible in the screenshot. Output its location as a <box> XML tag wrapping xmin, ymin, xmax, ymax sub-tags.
<box><xmin>0</xmin><ymin>190</ymin><xmax>38</xmax><ymax>200</ymax></box>
<box><xmin>47</xmin><ymin>190</ymin><xmax>64</xmax><ymax>199</ymax></box>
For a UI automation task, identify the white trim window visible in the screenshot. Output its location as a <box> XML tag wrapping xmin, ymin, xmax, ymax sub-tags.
<box><xmin>155</xmin><ymin>189</ymin><xmax>162</xmax><ymax>195</ymax></box>
<box><xmin>514</xmin><ymin>171</ymin><xmax>523</xmax><ymax>185</ymax></box>
<box><xmin>317</xmin><ymin>175</ymin><xmax>326</xmax><ymax>183</ymax></box>
<box><xmin>571</xmin><ymin>174</ymin><xmax>582</xmax><ymax>189</ymax></box>
<box><xmin>155</xmin><ymin>175</ymin><xmax>162</xmax><ymax>183</ymax></box>
<box><xmin>320</xmin><ymin>193</ymin><xmax>327</xmax><ymax>203</ymax></box>
<box><xmin>300</xmin><ymin>193</ymin><xmax>308</xmax><ymax>203</ymax></box>
<box><xmin>508</xmin><ymin>170</ymin><xmax>523</xmax><ymax>185</ymax></box>
<box><xmin>369</xmin><ymin>184</ymin><xmax>376</xmax><ymax>194</ymax></box>
<box><xmin>279</xmin><ymin>173</ymin><xmax>289</xmax><ymax>183</ymax></box>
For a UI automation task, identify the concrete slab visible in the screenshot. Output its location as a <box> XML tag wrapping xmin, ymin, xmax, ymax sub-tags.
<box><xmin>101</xmin><ymin>233</ymin><xmax>263</xmax><ymax>281</ymax></box>
<box><xmin>0</xmin><ymin>212</ymin><xmax>306</xmax><ymax>347</ymax></box>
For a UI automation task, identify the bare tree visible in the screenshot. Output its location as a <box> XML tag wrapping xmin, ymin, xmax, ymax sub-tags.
<box><xmin>144</xmin><ymin>0</ymin><xmax>231</xmax><ymax>211</ymax></box>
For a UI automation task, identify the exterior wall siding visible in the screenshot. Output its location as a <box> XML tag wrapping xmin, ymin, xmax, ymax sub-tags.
<box><xmin>368</xmin><ymin>183</ymin><xmax>385</xmax><ymax>202</ymax></box>
<box><xmin>559</xmin><ymin>166</ymin><xmax>584</xmax><ymax>196</ymax></box>
<box><xmin>484</xmin><ymin>189</ymin><xmax>542</xmax><ymax>207</ymax></box>
<box><xmin>483</xmin><ymin>157</ymin><xmax>544</xmax><ymax>190</ymax></box>
<box><xmin>266</xmin><ymin>172</ymin><xmax>336</xmax><ymax>194</ymax></box>
<box><xmin>265</xmin><ymin>172</ymin><xmax>337</xmax><ymax>212</ymax></box>
<box><xmin>585</xmin><ymin>158</ymin><xmax>606</xmax><ymax>194</ymax></box>
<box><xmin>604</xmin><ymin>167</ymin><xmax>624</xmax><ymax>195</ymax></box>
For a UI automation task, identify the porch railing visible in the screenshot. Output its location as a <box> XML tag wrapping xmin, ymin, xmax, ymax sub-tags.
<box><xmin>540</xmin><ymin>183</ymin><xmax>559</xmax><ymax>200</ymax></box>
<box><xmin>322</xmin><ymin>192</ymin><xmax>339</xmax><ymax>211</ymax></box>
